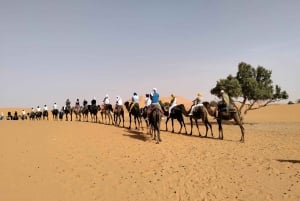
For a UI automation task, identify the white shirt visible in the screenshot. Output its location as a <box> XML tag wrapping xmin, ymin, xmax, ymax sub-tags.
<box><xmin>145</xmin><ymin>97</ymin><xmax>151</xmax><ymax>106</ymax></box>
<box><xmin>22</xmin><ymin>110</ymin><xmax>26</xmax><ymax>115</ymax></box>
<box><xmin>53</xmin><ymin>104</ymin><xmax>58</xmax><ymax>110</ymax></box>
<box><xmin>37</xmin><ymin>107</ymin><xmax>41</xmax><ymax>112</ymax></box>
<box><xmin>132</xmin><ymin>95</ymin><xmax>139</xmax><ymax>103</ymax></box>
<box><xmin>44</xmin><ymin>106</ymin><xmax>48</xmax><ymax>111</ymax></box>
<box><xmin>104</xmin><ymin>97</ymin><xmax>110</xmax><ymax>104</ymax></box>
<box><xmin>116</xmin><ymin>98</ymin><xmax>123</xmax><ymax>106</ymax></box>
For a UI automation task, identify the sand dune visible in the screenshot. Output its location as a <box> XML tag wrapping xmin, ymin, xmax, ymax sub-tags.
<box><xmin>0</xmin><ymin>103</ymin><xmax>299</xmax><ymax>201</ymax></box>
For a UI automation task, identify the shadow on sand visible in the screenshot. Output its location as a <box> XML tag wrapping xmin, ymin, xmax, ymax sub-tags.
<box><xmin>276</xmin><ymin>159</ymin><xmax>300</xmax><ymax>164</ymax></box>
<box><xmin>123</xmin><ymin>129</ymin><xmax>148</xmax><ymax>142</ymax></box>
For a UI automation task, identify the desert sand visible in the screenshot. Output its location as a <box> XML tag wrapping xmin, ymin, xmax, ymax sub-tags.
<box><xmin>0</xmin><ymin>102</ymin><xmax>299</xmax><ymax>201</ymax></box>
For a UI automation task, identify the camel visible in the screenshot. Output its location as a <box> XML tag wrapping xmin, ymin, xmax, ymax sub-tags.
<box><xmin>12</xmin><ymin>111</ymin><xmax>19</xmax><ymax>120</ymax></box>
<box><xmin>176</xmin><ymin>104</ymin><xmax>213</xmax><ymax>137</ymax></box>
<box><xmin>81</xmin><ymin>101</ymin><xmax>89</xmax><ymax>122</ymax></box>
<box><xmin>72</xmin><ymin>106</ymin><xmax>82</xmax><ymax>121</ymax></box>
<box><xmin>202</xmin><ymin>101</ymin><xmax>245</xmax><ymax>142</ymax></box>
<box><xmin>161</xmin><ymin>103</ymin><xmax>187</xmax><ymax>134</ymax></box>
<box><xmin>59</xmin><ymin>107</ymin><xmax>64</xmax><ymax>120</ymax></box>
<box><xmin>124</xmin><ymin>101</ymin><xmax>141</xmax><ymax>130</ymax></box>
<box><xmin>36</xmin><ymin>111</ymin><xmax>42</xmax><ymax>120</ymax></box>
<box><xmin>148</xmin><ymin>106</ymin><xmax>162</xmax><ymax>144</ymax></box>
<box><xmin>52</xmin><ymin>109</ymin><xmax>59</xmax><ymax>120</ymax></box>
<box><xmin>140</xmin><ymin>107</ymin><xmax>150</xmax><ymax>131</ymax></box>
<box><xmin>113</xmin><ymin>105</ymin><xmax>124</xmax><ymax>127</ymax></box>
<box><xmin>42</xmin><ymin>110</ymin><xmax>48</xmax><ymax>120</ymax></box>
<box><xmin>88</xmin><ymin>104</ymin><xmax>98</xmax><ymax>123</ymax></box>
<box><xmin>100</xmin><ymin>104</ymin><xmax>114</xmax><ymax>125</ymax></box>
<box><xmin>64</xmin><ymin>105</ymin><xmax>72</xmax><ymax>121</ymax></box>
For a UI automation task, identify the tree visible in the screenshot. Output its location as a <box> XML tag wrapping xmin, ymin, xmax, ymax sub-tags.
<box><xmin>211</xmin><ymin>62</ymin><xmax>289</xmax><ymax>116</ymax></box>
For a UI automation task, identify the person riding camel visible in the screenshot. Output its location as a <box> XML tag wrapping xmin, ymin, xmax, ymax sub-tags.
<box><xmin>129</xmin><ymin>92</ymin><xmax>139</xmax><ymax>113</ymax></box>
<box><xmin>75</xmin><ymin>98</ymin><xmax>80</xmax><ymax>109</ymax></box>
<box><xmin>145</xmin><ymin>93</ymin><xmax>152</xmax><ymax>107</ymax></box>
<box><xmin>216</xmin><ymin>89</ymin><xmax>234</xmax><ymax>117</ymax></box>
<box><xmin>102</xmin><ymin>94</ymin><xmax>110</xmax><ymax>109</ymax></box>
<box><xmin>43</xmin><ymin>104</ymin><xmax>48</xmax><ymax>112</ymax></box>
<box><xmin>143</xmin><ymin>93</ymin><xmax>151</xmax><ymax>113</ymax></box>
<box><xmin>91</xmin><ymin>97</ymin><xmax>97</xmax><ymax>106</ymax></box>
<box><xmin>83</xmin><ymin>99</ymin><xmax>88</xmax><ymax>106</ymax></box>
<box><xmin>168</xmin><ymin>94</ymin><xmax>177</xmax><ymax>117</ymax></box>
<box><xmin>150</xmin><ymin>88</ymin><xmax>160</xmax><ymax>106</ymax></box>
<box><xmin>66</xmin><ymin>99</ymin><xmax>71</xmax><ymax>108</ymax></box>
<box><xmin>115</xmin><ymin>96</ymin><xmax>123</xmax><ymax>109</ymax></box>
<box><xmin>147</xmin><ymin>88</ymin><xmax>163</xmax><ymax>117</ymax></box>
<box><xmin>36</xmin><ymin>105</ymin><xmax>41</xmax><ymax>113</ymax></box>
<box><xmin>53</xmin><ymin>103</ymin><xmax>58</xmax><ymax>110</ymax></box>
<box><xmin>21</xmin><ymin>109</ymin><xmax>26</xmax><ymax>119</ymax></box>
<box><xmin>189</xmin><ymin>92</ymin><xmax>203</xmax><ymax>116</ymax></box>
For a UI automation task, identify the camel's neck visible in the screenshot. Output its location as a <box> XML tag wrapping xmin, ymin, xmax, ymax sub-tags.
<box><xmin>160</xmin><ymin>103</ymin><xmax>169</xmax><ymax>116</ymax></box>
<box><xmin>179</xmin><ymin>104</ymin><xmax>190</xmax><ymax>116</ymax></box>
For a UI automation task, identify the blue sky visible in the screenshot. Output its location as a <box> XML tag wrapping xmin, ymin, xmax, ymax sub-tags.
<box><xmin>1</xmin><ymin>0</ymin><xmax>299</xmax><ymax>107</ymax></box>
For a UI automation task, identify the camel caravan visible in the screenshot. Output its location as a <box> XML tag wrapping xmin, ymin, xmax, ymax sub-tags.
<box><xmin>2</xmin><ymin>88</ymin><xmax>245</xmax><ymax>143</ymax></box>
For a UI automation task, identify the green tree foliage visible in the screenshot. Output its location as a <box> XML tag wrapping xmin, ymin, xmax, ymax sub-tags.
<box><xmin>211</xmin><ymin>62</ymin><xmax>289</xmax><ymax>116</ymax></box>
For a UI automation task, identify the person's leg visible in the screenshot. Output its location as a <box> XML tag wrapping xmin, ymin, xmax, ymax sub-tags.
<box><xmin>189</xmin><ymin>105</ymin><xmax>195</xmax><ymax>115</ymax></box>
<box><xmin>168</xmin><ymin>105</ymin><xmax>173</xmax><ymax>117</ymax></box>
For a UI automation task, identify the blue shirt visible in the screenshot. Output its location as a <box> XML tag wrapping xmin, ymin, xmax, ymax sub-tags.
<box><xmin>151</xmin><ymin>92</ymin><xmax>159</xmax><ymax>103</ymax></box>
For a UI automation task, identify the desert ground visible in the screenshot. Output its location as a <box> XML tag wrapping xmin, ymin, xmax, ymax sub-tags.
<box><xmin>0</xmin><ymin>100</ymin><xmax>299</xmax><ymax>201</ymax></box>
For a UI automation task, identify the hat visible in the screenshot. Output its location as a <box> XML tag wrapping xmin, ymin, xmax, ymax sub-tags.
<box><xmin>220</xmin><ymin>90</ymin><xmax>224</xmax><ymax>93</ymax></box>
<box><xmin>133</xmin><ymin>92</ymin><xmax>137</xmax><ymax>96</ymax></box>
<box><xmin>197</xmin><ymin>92</ymin><xmax>202</xmax><ymax>97</ymax></box>
<box><xmin>153</xmin><ymin>88</ymin><xmax>157</xmax><ymax>92</ymax></box>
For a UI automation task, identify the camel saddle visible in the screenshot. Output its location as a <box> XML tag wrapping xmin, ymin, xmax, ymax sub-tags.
<box><xmin>147</xmin><ymin>104</ymin><xmax>163</xmax><ymax>116</ymax></box>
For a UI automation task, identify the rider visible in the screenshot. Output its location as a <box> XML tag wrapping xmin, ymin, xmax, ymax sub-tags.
<box><xmin>91</xmin><ymin>97</ymin><xmax>97</xmax><ymax>106</ymax></box>
<box><xmin>21</xmin><ymin>109</ymin><xmax>26</xmax><ymax>119</ymax></box>
<box><xmin>36</xmin><ymin>106</ymin><xmax>41</xmax><ymax>113</ymax></box>
<box><xmin>43</xmin><ymin>104</ymin><xmax>48</xmax><ymax>111</ymax></box>
<box><xmin>150</xmin><ymin>88</ymin><xmax>160</xmax><ymax>107</ymax></box>
<box><xmin>75</xmin><ymin>98</ymin><xmax>80</xmax><ymax>109</ymax></box>
<box><xmin>83</xmin><ymin>99</ymin><xmax>88</xmax><ymax>106</ymax></box>
<box><xmin>129</xmin><ymin>92</ymin><xmax>139</xmax><ymax>113</ymax></box>
<box><xmin>66</xmin><ymin>98</ymin><xmax>71</xmax><ymax>107</ymax></box>
<box><xmin>168</xmin><ymin>94</ymin><xmax>177</xmax><ymax>117</ymax></box>
<box><xmin>103</xmin><ymin>94</ymin><xmax>110</xmax><ymax>107</ymax></box>
<box><xmin>189</xmin><ymin>92</ymin><xmax>203</xmax><ymax>115</ymax></box>
<box><xmin>145</xmin><ymin>93</ymin><xmax>152</xmax><ymax>107</ymax></box>
<box><xmin>53</xmin><ymin>102</ymin><xmax>58</xmax><ymax>110</ymax></box>
<box><xmin>221</xmin><ymin>90</ymin><xmax>230</xmax><ymax>107</ymax></box>
<box><xmin>115</xmin><ymin>96</ymin><xmax>123</xmax><ymax>109</ymax></box>
<box><xmin>216</xmin><ymin>89</ymin><xmax>234</xmax><ymax>117</ymax></box>
<box><xmin>147</xmin><ymin>88</ymin><xmax>162</xmax><ymax>116</ymax></box>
